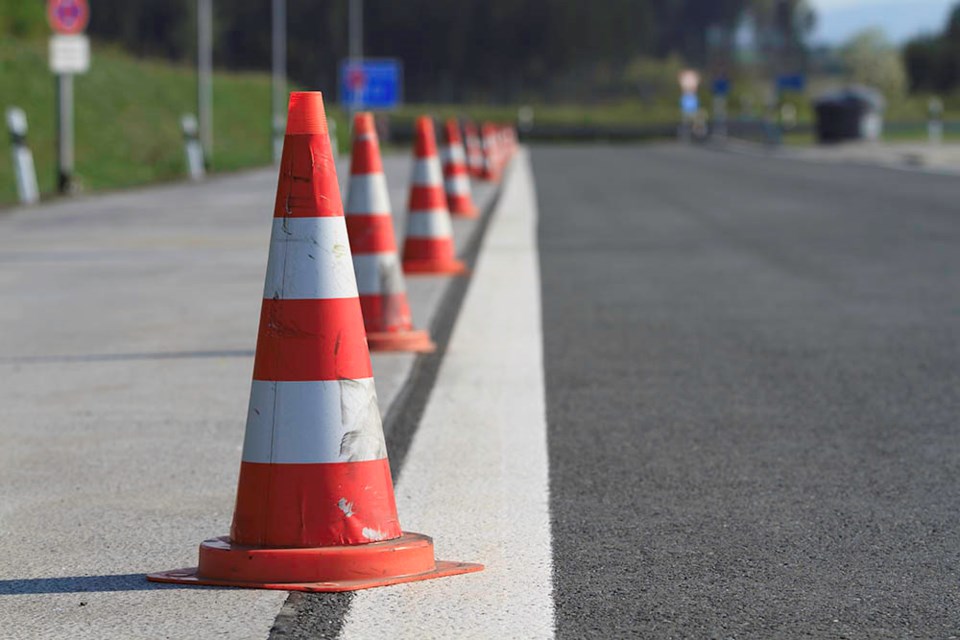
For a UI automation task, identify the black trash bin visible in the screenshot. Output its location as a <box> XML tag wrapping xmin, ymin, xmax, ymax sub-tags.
<box><xmin>813</xmin><ymin>86</ymin><xmax>884</xmax><ymax>143</ymax></box>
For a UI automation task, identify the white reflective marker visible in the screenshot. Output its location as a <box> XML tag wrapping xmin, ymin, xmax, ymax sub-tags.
<box><xmin>345</xmin><ymin>173</ymin><xmax>392</xmax><ymax>215</ymax></box>
<box><xmin>263</xmin><ymin>217</ymin><xmax>359</xmax><ymax>300</ymax></box>
<box><xmin>242</xmin><ymin>378</ymin><xmax>385</xmax><ymax>464</ymax></box>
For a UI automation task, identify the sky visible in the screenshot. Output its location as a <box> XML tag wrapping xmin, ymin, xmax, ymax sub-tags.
<box><xmin>808</xmin><ymin>0</ymin><xmax>956</xmax><ymax>44</ymax></box>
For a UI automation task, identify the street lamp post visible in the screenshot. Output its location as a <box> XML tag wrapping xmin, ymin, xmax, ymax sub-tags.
<box><xmin>272</xmin><ymin>0</ymin><xmax>286</xmax><ymax>163</ymax></box>
<box><xmin>197</xmin><ymin>0</ymin><xmax>213</xmax><ymax>167</ymax></box>
<box><xmin>348</xmin><ymin>0</ymin><xmax>363</xmax><ymax>116</ymax></box>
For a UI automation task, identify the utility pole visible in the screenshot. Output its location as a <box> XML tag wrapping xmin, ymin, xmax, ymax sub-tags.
<box><xmin>271</xmin><ymin>0</ymin><xmax>286</xmax><ymax>163</ymax></box>
<box><xmin>348</xmin><ymin>0</ymin><xmax>363</xmax><ymax>116</ymax></box>
<box><xmin>197</xmin><ymin>0</ymin><xmax>213</xmax><ymax>166</ymax></box>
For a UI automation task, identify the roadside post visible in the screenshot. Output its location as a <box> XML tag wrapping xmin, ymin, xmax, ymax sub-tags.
<box><xmin>47</xmin><ymin>0</ymin><xmax>90</xmax><ymax>195</ymax></box>
<box><xmin>271</xmin><ymin>0</ymin><xmax>286</xmax><ymax>164</ymax></box>
<box><xmin>928</xmin><ymin>97</ymin><xmax>944</xmax><ymax>145</ymax></box>
<box><xmin>5</xmin><ymin>108</ymin><xmax>40</xmax><ymax>205</ymax></box>
<box><xmin>678</xmin><ymin>69</ymin><xmax>700</xmax><ymax>142</ymax></box>
<box><xmin>197</xmin><ymin>0</ymin><xmax>213</xmax><ymax>168</ymax></box>
<box><xmin>711</xmin><ymin>77</ymin><xmax>729</xmax><ymax>140</ymax></box>
<box><xmin>181</xmin><ymin>114</ymin><xmax>205</xmax><ymax>181</ymax></box>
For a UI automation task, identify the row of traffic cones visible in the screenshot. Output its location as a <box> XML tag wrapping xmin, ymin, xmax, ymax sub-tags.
<box><xmin>148</xmin><ymin>92</ymin><xmax>517</xmax><ymax>592</ymax></box>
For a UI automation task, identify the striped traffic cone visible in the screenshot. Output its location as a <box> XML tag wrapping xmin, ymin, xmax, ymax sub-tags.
<box><xmin>441</xmin><ymin>118</ymin><xmax>479</xmax><ymax>218</ymax></box>
<box><xmin>401</xmin><ymin>116</ymin><xmax>467</xmax><ymax>275</ymax></box>
<box><xmin>148</xmin><ymin>92</ymin><xmax>481</xmax><ymax>592</ymax></box>
<box><xmin>464</xmin><ymin>120</ymin><xmax>484</xmax><ymax>179</ymax></box>
<box><xmin>346</xmin><ymin>112</ymin><xmax>435</xmax><ymax>353</ymax></box>
<box><xmin>479</xmin><ymin>122</ymin><xmax>500</xmax><ymax>182</ymax></box>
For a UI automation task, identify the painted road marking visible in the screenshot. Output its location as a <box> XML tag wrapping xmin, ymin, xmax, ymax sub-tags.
<box><xmin>341</xmin><ymin>148</ymin><xmax>555</xmax><ymax>638</ymax></box>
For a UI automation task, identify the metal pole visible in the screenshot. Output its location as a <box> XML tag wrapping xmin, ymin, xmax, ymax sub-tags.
<box><xmin>56</xmin><ymin>74</ymin><xmax>74</xmax><ymax>194</ymax></box>
<box><xmin>271</xmin><ymin>0</ymin><xmax>286</xmax><ymax>163</ymax></box>
<box><xmin>349</xmin><ymin>0</ymin><xmax>363</xmax><ymax>115</ymax></box>
<box><xmin>197</xmin><ymin>0</ymin><xmax>213</xmax><ymax>166</ymax></box>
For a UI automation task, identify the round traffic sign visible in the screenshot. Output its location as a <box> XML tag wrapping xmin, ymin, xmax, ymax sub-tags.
<box><xmin>47</xmin><ymin>0</ymin><xmax>90</xmax><ymax>35</ymax></box>
<box><xmin>347</xmin><ymin>66</ymin><xmax>366</xmax><ymax>91</ymax></box>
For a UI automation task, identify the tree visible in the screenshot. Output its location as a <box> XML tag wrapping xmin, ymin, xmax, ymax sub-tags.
<box><xmin>841</xmin><ymin>28</ymin><xmax>907</xmax><ymax>99</ymax></box>
<box><xmin>904</xmin><ymin>1</ymin><xmax>960</xmax><ymax>94</ymax></box>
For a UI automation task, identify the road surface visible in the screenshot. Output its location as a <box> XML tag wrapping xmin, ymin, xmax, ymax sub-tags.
<box><xmin>536</xmin><ymin>145</ymin><xmax>960</xmax><ymax>638</ymax></box>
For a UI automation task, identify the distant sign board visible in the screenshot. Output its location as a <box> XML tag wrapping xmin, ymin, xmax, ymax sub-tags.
<box><xmin>776</xmin><ymin>74</ymin><xmax>806</xmax><ymax>92</ymax></box>
<box><xmin>339</xmin><ymin>59</ymin><xmax>403</xmax><ymax>110</ymax></box>
<box><xmin>678</xmin><ymin>69</ymin><xmax>701</xmax><ymax>94</ymax></box>
<box><xmin>712</xmin><ymin>78</ymin><xmax>731</xmax><ymax>97</ymax></box>
<box><xmin>49</xmin><ymin>34</ymin><xmax>90</xmax><ymax>74</ymax></box>
<box><xmin>47</xmin><ymin>0</ymin><xmax>89</xmax><ymax>35</ymax></box>
<box><xmin>680</xmin><ymin>93</ymin><xmax>699</xmax><ymax>115</ymax></box>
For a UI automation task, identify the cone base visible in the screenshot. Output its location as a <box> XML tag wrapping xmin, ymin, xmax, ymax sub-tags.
<box><xmin>147</xmin><ymin>532</ymin><xmax>483</xmax><ymax>593</ymax></box>
<box><xmin>366</xmin><ymin>329</ymin><xmax>436</xmax><ymax>353</ymax></box>
<box><xmin>449</xmin><ymin>204</ymin><xmax>480</xmax><ymax>219</ymax></box>
<box><xmin>403</xmin><ymin>258</ymin><xmax>469</xmax><ymax>276</ymax></box>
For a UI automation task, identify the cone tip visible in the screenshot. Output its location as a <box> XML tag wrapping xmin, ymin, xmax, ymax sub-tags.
<box><xmin>353</xmin><ymin>112</ymin><xmax>376</xmax><ymax>136</ymax></box>
<box><xmin>287</xmin><ymin>92</ymin><xmax>328</xmax><ymax>135</ymax></box>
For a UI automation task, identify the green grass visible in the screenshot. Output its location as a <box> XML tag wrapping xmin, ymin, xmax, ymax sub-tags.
<box><xmin>0</xmin><ymin>38</ymin><xmax>282</xmax><ymax>205</ymax></box>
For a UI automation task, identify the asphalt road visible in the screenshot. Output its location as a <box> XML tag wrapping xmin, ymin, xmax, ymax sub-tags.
<box><xmin>534</xmin><ymin>146</ymin><xmax>960</xmax><ymax>638</ymax></box>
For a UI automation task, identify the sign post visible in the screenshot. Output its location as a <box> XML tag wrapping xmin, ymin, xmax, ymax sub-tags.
<box><xmin>678</xmin><ymin>69</ymin><xmax>701</xmax><ymax>142</ymax></box>
<box><xmin>711</xmin><ymin>77</ymin><xmax>730</xmax><ymax>139</ymax></box>
<box><xmin>271</xmin><ymin>0</ymin><xmax>286</xmax><ymax>164</ymax></box>
<box><xmin>197</xmin><ymin>0</ymin><xmax>213</xmax><ymax>167</ymax></box>
<box><xmin>47</xmin><ymin>0</ymin><xmax>90</xmax><ymax>195</ymax></box>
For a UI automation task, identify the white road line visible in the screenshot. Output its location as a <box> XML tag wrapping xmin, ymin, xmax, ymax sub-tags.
<box><xmin>341</xmin><ymin>148</ymin><xmax>555</xmax><ymax>639</ymax></box>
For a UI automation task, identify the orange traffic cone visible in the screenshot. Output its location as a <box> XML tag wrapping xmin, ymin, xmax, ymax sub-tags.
<box><xmin>479</xmin><ymin>122</ymin><xmax>500</xmax><ymax>182</ymax></box>
<box><xmin>147</xmin><ymin>92</ymin><xmax>481</xmax><ymax>592</ymax></box>
<box><xmin>464</xmin><ymin>120</ymin><xmax>484</xmax><ymax>179</ymax></box>
<box><xmin>401</xmin><ymin>116</ymin><xmax>467</xmax><ymax>275</ymax></box>
<box><xmin>346</xmin><ymin>112</ymin><xmax>435</xmax><ymax>353</ymax></box>
<box><xmin>441</xmin><ymin>119</ymin><xmax>479</xmax><ymax>218</ymax></box>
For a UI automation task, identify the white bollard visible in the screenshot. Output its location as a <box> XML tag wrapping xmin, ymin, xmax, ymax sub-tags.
<box><xmin>181</xmin><ymin>114</ymin><xmax>206</xmax><ymax>181</ymax></box>
<box><xmin>6</xmin><ymin>107</ymin><xmax>40</xmax><ymax>205</ymax></box>
<box><xmin>928</xmin><ymin>97</ymin><xmax>944</xmax><ymax>145</ymax></box>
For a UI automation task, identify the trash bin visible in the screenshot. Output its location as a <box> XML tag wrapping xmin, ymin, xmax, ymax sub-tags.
<box><xmin>813</xmin><ymin>86</ymin><xmax>885</xmax><ymax>143</ymax></box>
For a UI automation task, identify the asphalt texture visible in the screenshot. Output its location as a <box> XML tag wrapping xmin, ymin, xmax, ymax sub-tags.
<box><xmin>534</xmin><ymin>145</ymin><xmax>960</xmax><ymax>638</ymax></box>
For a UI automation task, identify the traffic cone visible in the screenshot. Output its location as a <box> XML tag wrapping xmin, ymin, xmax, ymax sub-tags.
<box><xmin>401</xmin><ymin>116</ymin><xmax>467</xmax><ymax>275</ymax></box>
<box><xmin>441</xmin><ymin>118</ymin><xmax>479</xmax><ymax>218</ymax></box>
<box><xmin>147</xmin><ymin>92</ymin><xmax>481</xmax><ymax>592</ymax></box>
<box><xmin>346</xmin><ymin>112</ymin><xmax>435</xmax><ymax>353</ymax></box>
<box><xmin>479</xmin><ymin>122</ymin><xmax>500</xmax><ymax>182</ymax></box>
<box><xmin>464</xmin><ymin>120</ymin><xmax>484</xmax><ymax>178</ymax></box>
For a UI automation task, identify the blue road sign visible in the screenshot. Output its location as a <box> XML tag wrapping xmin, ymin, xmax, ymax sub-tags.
<box><xmin>712</xmin><ymin>78</ymin><xmax>730</xmax><ymax>97</ymax></box>
<box><xmin>339</xmin><ymin>59</ymin><xmax>403</xmax><ymax>110</ymax></box>
<box><xmin>776</xmin><ymin>74</ymin><xmax>806</xmax><ymax>92</ymax></box>
<box><xmin>680</xmin><ymin>92</ymin><xmax>699</xmax><ymax>115</ymax></box>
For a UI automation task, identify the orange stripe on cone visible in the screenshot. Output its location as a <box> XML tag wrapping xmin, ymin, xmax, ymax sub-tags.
<box><xmin>147</xmin><ymin>93</ymin><xmax>479</xmax><ymax>592</ymax></box>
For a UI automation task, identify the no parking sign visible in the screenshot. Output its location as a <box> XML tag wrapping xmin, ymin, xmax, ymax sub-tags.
<box><xmin>47</xmin><ymin>0</ymin><xmax>89</xmax><ymax>35</ymax></box>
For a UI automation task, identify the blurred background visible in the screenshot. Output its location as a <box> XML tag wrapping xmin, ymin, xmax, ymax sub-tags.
<box><xmin>2</xmin><ymin>0</ymin><xmax>959</xmax><ymax>204</ymax></box>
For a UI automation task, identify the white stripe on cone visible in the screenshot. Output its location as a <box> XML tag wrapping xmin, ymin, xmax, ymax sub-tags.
<box><xmin>263</xmin><ymin>217</ymin><xmax>359</xmax><ymax>301</ymax></box>
<box><xmin>345</xmin><ymin>174</ymin><xmax>392</xmax><ymax>215</ymax></box>
<box><xmin>353</xmin><ymin>253</ymin><xmax>406</xmax><ymax>296</ymax></box>
<box><xmin>242</xmin><ymin>378</ymin><xmax>385</xmax><ymax>464</ymax></box>
<box><xmin>444</xmin><ymin>174</ymin><xmax>471</xmax><ymax>195</ymax></box>
<box><xmin>441</xmin><ymin>145</ymin><xmax>467</xmax><ymax>164</ymax></box>
<box><xmin>406</xmin><ymin>210</ymin><xmax>454</xmax><ymax>238</ymax></box>
<box><xmin>411</xmin><ymin>158</ymin><xmax>444</xmax><ymax>186</ymax></box>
